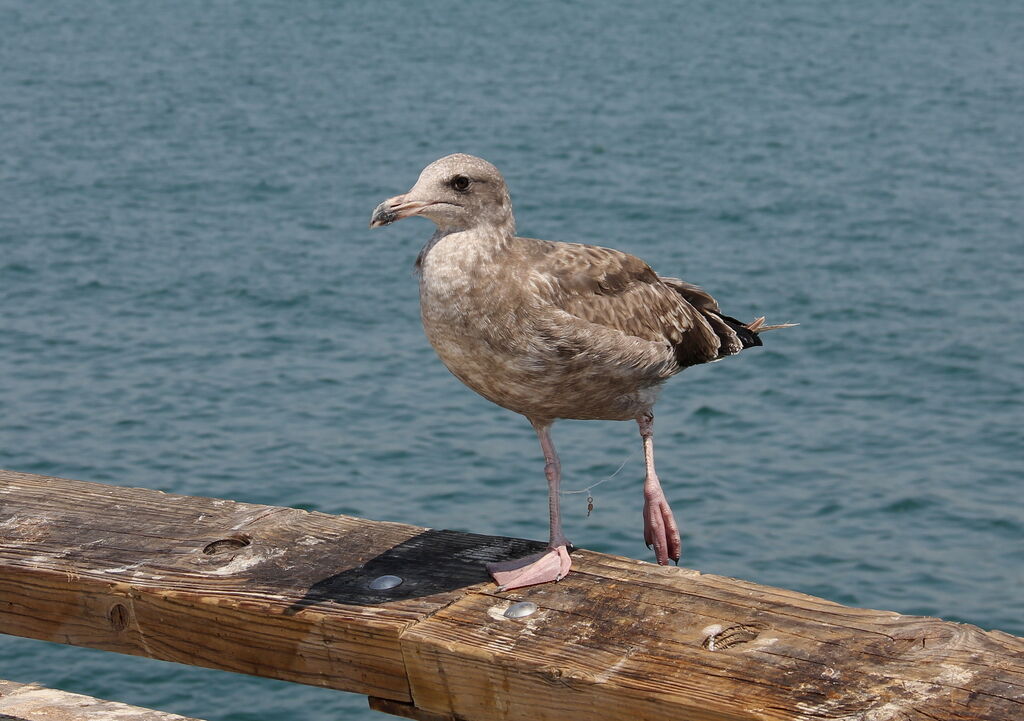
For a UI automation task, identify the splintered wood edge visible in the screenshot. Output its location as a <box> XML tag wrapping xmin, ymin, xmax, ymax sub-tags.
<box><xmin>0</xmin><ymin>680</ymin><xmax>206</xmax><ymax>721</ymax></box>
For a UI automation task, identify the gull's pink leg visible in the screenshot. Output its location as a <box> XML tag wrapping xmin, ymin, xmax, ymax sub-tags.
<box><xmin>487</xmin><ymin>419</ymin><xmax>572</xmax><ymax>590</ymax></box>
<box><xmin>638</xmin><ymin>412</ymin><xmax>681</xmax><ymax>564</ymax></box>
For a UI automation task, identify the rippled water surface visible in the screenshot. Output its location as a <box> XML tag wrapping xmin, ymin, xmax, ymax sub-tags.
<box><xmin>2</xmin><ymin>2</ymin><xmax>1022</xmax><ymax>719</ymax></box>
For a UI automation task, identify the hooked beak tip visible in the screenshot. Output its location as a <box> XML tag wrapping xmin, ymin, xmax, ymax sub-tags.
<box><xmin>369</xmin><ymin>196</ymin><xmax>431</xmax><ymax>229</ymax></box>
<box><xmin>369</xmin><ymin>201</ymin><xmax>397</xmax><ymax>229</ymax></box>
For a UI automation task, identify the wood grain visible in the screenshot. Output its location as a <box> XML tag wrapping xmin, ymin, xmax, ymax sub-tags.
<box><xmin>1</xmin><ymin>469</ymin><xmax>1021</xmax><ymax>721</ymax></box>
<box><xmin>403</xmin><ymin>551</ymin><xmax>1024</xmax><ymax>720</ymax></box>
<box><xmin>0</xmin><ymin>469</ymin><xmax>534</xmax><ymax>702</ymax></box>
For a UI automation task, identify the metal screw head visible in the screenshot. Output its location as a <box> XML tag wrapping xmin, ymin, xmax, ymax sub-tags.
<box><xmin>368</xmin><ymin>574</ymin><xmax>403</xmax><ymax>590</ymax></box>
<box><xmin>504</xmin><ymin>601</ymin><xmax>538</xmax><ymax>619</ymax></box>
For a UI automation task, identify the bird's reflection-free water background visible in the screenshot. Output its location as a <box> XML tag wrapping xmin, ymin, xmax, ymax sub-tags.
<box><xmin>2</xmin><ymin>2</ymin><xmax>1022</xmax><ymax>719</ymax></box>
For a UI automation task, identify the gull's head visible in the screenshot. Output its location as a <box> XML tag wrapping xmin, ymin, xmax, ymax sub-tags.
<box><xmin>370</xmin><ymin>154</ymin><xmax>514</xmax><ymax>235</ymax></box>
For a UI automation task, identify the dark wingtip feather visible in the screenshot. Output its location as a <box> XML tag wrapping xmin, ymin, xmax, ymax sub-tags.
<box><xmin>721</xmin><ymin>315</ymin><xmax>763</xmax><ymax>349</ymax></box>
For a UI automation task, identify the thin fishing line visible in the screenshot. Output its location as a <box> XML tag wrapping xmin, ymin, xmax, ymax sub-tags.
<box><xmin>560</xmin><ymin>451</ymin><xmax>633</xmax><ymax>495</ymax></box>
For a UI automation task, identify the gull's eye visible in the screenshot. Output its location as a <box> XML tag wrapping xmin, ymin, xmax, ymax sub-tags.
<box><xmin>451</xmin><ymin>175</ymin><xmax>471</xmax><ymax>192</ymax></box>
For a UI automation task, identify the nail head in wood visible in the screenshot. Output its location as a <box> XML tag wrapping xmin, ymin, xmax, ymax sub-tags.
<box><xmin>503</xmin><ymin>601</ymin><xmax>538</xmax><ymax>619</ymax></box>
<box><xmin>368</xmin><ymin>574</ymin><xmax>403</xmax><ymax>590</ymax></box>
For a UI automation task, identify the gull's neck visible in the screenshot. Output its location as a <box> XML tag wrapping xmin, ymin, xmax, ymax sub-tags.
<box><xmin>415</xmin><ymin>220</ymin><xmax>516</xmax><ymax>273</ymax></box>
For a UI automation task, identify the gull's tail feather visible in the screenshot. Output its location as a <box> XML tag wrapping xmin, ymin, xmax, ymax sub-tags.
<box><xmin>659</xmin><ymin>276</ymin><xmax>796</xmax><ymax>360</ymax></box>
<box><xmin>746</xmin><ymin>316</ymin><xmax>799</xmax><ymax>333</ymax></box>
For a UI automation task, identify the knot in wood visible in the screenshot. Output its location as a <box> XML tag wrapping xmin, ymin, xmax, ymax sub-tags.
<box><xmin>538</xmin><ymin>665</ymin><xmax>598</xmax><ymax>687</ymax></box>
<box><xmin>203</xmin><ymin>534</ymin><xmax>251</xmax><ymax>555</ymax></box>
<box><xmin>702</xmin><ymin>623</ymin><xmax>764</xmax><ymax>651</ymax></box>
<box><xmin>108</xmin><ymin>603</ymin><xmax>130</xmax><ymax>631</ymax></box>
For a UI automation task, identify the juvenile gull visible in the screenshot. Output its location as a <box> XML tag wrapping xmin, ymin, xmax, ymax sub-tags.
<box><xmin>370</xmin><ymin>154</ymin><xmax>793</xmax><ymax>590</ymax></box>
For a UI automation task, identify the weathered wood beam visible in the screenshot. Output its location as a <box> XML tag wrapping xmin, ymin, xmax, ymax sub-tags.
<box><xmin>0</xmin><ymin>679</ymin><xmax>204</xmax><ymax>721</ymax></box>
<box><xmin>1</xmin><ymin>469</ymin><xmax>1022</xmax><ymax>721</ymax></box>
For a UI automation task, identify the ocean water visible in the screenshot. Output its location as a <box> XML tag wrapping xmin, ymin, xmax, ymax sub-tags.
<box><xmin>1</xmin><ymin>2</ymin><xmax>1022</xmax><ymax>719</ymax></box>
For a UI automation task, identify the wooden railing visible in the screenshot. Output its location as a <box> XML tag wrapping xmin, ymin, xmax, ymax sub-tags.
<box><xmin>1</xmin><ymin>469</ymin><xmax>1021</xmax><ymax>721</ymax></box>
<box><xmin>0</xmin><ymin>679</ymin><xmax>203</xmax><ymax>721</ymax></box>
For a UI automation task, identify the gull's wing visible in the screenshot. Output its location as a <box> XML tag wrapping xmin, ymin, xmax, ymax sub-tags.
<box><xmin>518</xmin><ymin>238</ymin><xmax>754</xmax><ymax>371</ymax></box>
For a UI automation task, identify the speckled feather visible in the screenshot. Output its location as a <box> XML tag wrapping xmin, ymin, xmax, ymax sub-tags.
<box><xmin>372</xmin><ymin>154</ymin><xmax>769</xmax><ymax>424</ymax></box>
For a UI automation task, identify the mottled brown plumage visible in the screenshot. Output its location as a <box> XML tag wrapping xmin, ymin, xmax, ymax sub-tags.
<box><xmin>370</xmin><ymin>153</ymin><xmax>792</xmax><ymax>590</ymax></box>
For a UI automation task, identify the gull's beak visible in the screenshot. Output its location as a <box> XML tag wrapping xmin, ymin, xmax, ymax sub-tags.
<box><xmin>369</xmin><ymin>194</ymin><xmax>432</xmax><ymax>229</ymax></box>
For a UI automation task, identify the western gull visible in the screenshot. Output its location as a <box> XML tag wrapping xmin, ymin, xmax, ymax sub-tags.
<box><xmin>370</xmin><ymin>153</ymin><xmax>793</xmax><ymax>590</ymax></box>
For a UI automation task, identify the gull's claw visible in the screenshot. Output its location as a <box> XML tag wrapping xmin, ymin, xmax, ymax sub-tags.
<box><xmin>643</xmin><ymin>491</ymin><xmax>681</xmax><ymax>565</ymax></box>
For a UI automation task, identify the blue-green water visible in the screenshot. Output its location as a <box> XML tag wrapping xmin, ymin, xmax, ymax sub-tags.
<box><xmin>2</xmin><ymin>2</ymin><xmax>1022</xmax><ymax>719</ymax></box>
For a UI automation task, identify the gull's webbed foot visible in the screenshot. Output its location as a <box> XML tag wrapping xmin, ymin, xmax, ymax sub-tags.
<box><xmin>486</xmin><ymin>545</ymin><xmax>573</xmax><ymax>591</ymax></box>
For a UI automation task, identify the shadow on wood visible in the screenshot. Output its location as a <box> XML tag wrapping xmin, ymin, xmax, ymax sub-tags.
<box><xmin>284</xmin><ymin>529</ymin><xmax>546</xmax><ymax>614</ymax></box>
